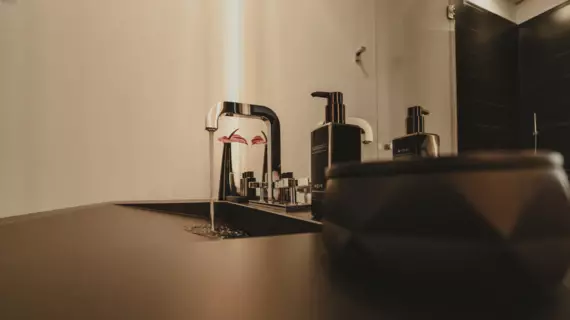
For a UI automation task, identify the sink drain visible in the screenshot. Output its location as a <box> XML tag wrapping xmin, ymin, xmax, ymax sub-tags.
<box><xmin>185</xmin><ymin>224</ymin><xmax>249</xmax><ymax>239</ymax></box>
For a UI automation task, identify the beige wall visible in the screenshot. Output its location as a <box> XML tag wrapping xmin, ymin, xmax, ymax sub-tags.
<box><xmin>517</xmin><ymin>0</ymin><xmax>569</xmax><ymax>23</ymax></box>
<box><xmin>0</xmin><ymin>0</ymin><xmax>378</xmax><ymax>217</ymax></box>
<box><xmin>467</xmin><ymin>0</ymin><xmax>517</xmax><ymax>22</ymax></box>
<box><xmin>0</xmin><ymin>0</ymin><xmax>216</xmax><ymax>217</ymax></box>
<box><xmin>376</xmin><ymin>0</ymin><xmax>456</xmax><ymax>158</ymax></box>
<box><xmin>0</xmin><ymin>0</ymin><xmax>459</xmax><ymax>218</ymax></box>
<box><xmin>467</xmin><ymin>0</ymin><xmax>569</xmax><ymax>24</ymax></box>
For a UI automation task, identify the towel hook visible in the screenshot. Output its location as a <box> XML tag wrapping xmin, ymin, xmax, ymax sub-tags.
<box><xmin>355</xmin><ymin>46</ymin><xmax>367</xmax><ymax>63</ymax></box>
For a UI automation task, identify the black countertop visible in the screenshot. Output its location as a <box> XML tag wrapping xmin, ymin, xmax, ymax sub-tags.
<box><xmin>1</xmin><ymin>203</ymin><xmax>570</xmax><ymax>319</ymax></box>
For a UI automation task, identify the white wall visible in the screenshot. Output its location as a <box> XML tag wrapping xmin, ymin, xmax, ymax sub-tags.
<box><xmin>516</xmin><ymin>0</ymin><xmax>569</xmax><ymax>23</ymax></box>
<box><xmin>234</xmin><ymin>0</ymin><xmax>378</xmax><ymax>172</ymax></box>
<box><xmin>376</xmin><ymin>0</ymin><xmax>456</xmax><ymax>158</ymax></box>
<box><xmin>468</xmin><ymin>0</ymin><xmax>570</xmax><ymax>24</ymax></box>
<box><xmin>0</xmin><ymin>0</ymin><xmax>377</xmax><ymax>218</ymax></box>
<box><xmin>466</xmin><ymin>0</ymin><xmax>517</xmax><ymax>22</ymax></box>
<box><xmin>0</xmin><ymin>0</ymin><xmax>216</xmax><ymax>217</ymax></box>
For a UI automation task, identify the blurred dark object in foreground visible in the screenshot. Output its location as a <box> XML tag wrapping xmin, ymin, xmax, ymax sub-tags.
<box><xmin>323</xmin><ymin>151</ymin><xmax>570</xmax><ymax>306</ymax></box>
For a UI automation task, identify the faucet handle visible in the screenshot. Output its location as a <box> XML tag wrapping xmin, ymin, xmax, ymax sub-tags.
<box><xmin>295</xmin><ymin>178</ymin><xmax>311</xmax><ymax>190</ymax></box>
<box><xmin>249</xmin><ymin>181</ymin><xmax>267</xmax><ymax>189</ymax></box>
<box><xmin>273</xmin><ymin>173</ymin><xmax>300</xmax><ymax>205</ymax></box>
<box><xmin>273</xmin><ymin>172</ymin><xmax>294</xmax><ymax>189</ymax></box>
<box><xmin>295</xmin><ymin>178</ymin><xmax>311</xmax><ymax>205</ymax></box>
<box><xmin>274</xmin><ymin>177</ymin><xmax>297</xmax><ymax>189</ymax></box>
<box><xmin>249</xmin><ymin>181</ymin><xmax>268</xmax><ymax>203</ymax></box>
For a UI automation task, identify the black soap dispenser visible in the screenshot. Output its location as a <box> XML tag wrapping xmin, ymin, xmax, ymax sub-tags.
<box><xmin>392</xmin><ymin>106</ymin><xmax>440</xmax><ymax>159</ymax></box>
<box><xmin>311</xmin><ymin>91</ymin><xmax>361</xmax><ymax>221</ymax></box>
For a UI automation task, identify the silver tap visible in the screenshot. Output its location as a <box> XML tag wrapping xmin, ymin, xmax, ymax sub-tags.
<box><xmin>295</xmin><ymin>178</ymin><xmax>311</xmax><ymax>204</ymax></box>
<box><xmin>274</xmin><ymin>174</ymin><xmax>298</xmax><ymax>205</ymax></box>
<box><xmin>249</xmin><ymin>181</ymin><xmax>268</xmax><ymax>202</ymax></box>
<box><xmin>206</xmin><ymin>101</ymin><xmax>281</xmax><ymax>202</ymax></box>
<box><xmin>274</xmin><ymin>175</ymin><xmax>312</xmax><ymax>206</ymax></box>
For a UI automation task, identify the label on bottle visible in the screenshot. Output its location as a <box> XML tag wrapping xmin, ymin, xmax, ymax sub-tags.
<box><xmin>311</xmin><ymin>128</ymin><xmax>329</xmax><ymax>193</ymax></box>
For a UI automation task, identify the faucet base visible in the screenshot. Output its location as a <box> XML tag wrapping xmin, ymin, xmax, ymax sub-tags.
<box><xmin>249</xmin><ymin>200</ymin><xmax>311</xmax><ymax>213</ymax></box>
<box><xmin>226</xmin><ymin>196</ymin><xmax>249</xmax><ymax>204</ymax></box>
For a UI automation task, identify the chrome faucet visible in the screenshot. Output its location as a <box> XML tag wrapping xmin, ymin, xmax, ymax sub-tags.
<box><xmin>205</xmin><ymin>101</ymin><xmax>281</xmax><ymax>202</ymax></box>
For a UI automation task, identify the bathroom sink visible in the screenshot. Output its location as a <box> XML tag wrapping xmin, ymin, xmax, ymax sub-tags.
<box><xmin>117</xmin><ymin>201</ymin><xmax>321</xmax><ymax>238</ymax></box>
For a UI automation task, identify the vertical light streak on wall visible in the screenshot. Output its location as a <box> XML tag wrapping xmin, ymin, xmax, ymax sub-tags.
<box><xmin>224</xmin><ymin>0</ymin><xmax>244</xmax><ymax>101</ymax></box>
<box><xmin>223</xmin><ymin>0</ymin><xmax>245</xmax><ymax>177</ymax></box>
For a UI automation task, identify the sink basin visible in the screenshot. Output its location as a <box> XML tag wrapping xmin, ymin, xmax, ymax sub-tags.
<box><xmin>117</xmin><ymin>201</ymin><xmax>321</xmax><ymax>238</ymax></box>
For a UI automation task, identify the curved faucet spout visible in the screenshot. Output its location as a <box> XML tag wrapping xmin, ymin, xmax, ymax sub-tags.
<box><xmin>205</xmin><ymin>102</ymin><xmax>245</xmax><ymax>132</ymax></box>
<box><xmin>205</xmin><ymin>102</ymin><xmax>223</xmax><ymax>132</ymax></box>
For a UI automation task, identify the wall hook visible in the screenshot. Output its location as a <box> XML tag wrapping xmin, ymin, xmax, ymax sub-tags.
<box><xmin>355</xmin><ymin>46</ymin><xmax>367</xmax><ymax>63</ymax></box>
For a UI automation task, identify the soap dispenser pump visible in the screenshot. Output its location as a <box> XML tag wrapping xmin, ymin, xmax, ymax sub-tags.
<box><xmin>311</xmin><ymin>91</ymin><xmax>346</xmax><ymax>124</ymax></box>
<box><xmin>392</xmin><ymin>106</ymin><xmax>440</xmax><ymax>159</ymax></box>
<box><xmin>310</xmin><ymin>91</ymin><xmax>361</xmax><ymax>221</ymax></box>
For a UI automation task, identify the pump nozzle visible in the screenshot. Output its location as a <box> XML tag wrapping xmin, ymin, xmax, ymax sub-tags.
<box><xmin>311</xmin><ymin>91</ymin><xmax>344</xmax><ymax>105</ymax></box>
<box><xmin>408</xmin><ymin>106</ymin><xmax>429</xmax><ymax>117</ymax></box>
<box><xmin>311</xmin><ymin>91</ymin><xmax>346</xmax><ymax>124</ymax></box>
<box><xmin>406</xmin><ymin>106</ymin><xmax>430</xmax><ymax>134</ymax></box>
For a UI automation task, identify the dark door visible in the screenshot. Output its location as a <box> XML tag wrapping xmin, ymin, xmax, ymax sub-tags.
<box><xmin>519</xmin><ymin>2</ymin><xmax>570</xmax><ymax>176</ymax></box>
<box><xmin>454</xmin><ymin>0</ymin><xmax>519</xmax><ymax>152</ymax></box>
